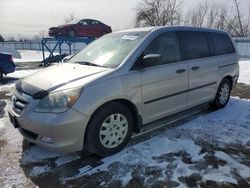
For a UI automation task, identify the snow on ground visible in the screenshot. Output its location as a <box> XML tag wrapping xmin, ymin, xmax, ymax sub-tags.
<box><xmin>1</xmin><ymin>95</ymin><xmax>250</xmax><ymax>187</ymax></box>
<box><xmin>0</xmin><ymin>69</ymin><xmax>41</xmax><ymax>91</ymax></box>
<box><xmin>13</xmin><ymin>50</ymin><xmax>58</xmax><ymax>63</ymax></box>
<box><xmin>238</xmin><ymin>60</ymin><xmax>250</xmax><ymax>85</ymax></box>
<box><xmin>61</xmin><ymin>97</ymin><xmax>250</xmax><ymax>186</ymax></box>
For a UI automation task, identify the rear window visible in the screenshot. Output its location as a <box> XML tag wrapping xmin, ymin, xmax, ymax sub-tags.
<box><xmin>178</xmin><ymin>31</ymin><xmax>210</xmax><ymax>60</ymax></box>
<box><xmin>211</xmin><ymin>33</ymin><xmax>235</xmax><ymax>55</ymax></box>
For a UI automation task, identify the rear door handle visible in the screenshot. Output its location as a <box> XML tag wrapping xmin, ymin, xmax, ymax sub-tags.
<box><xmin>191</xmin><ymin>66</ymin><xmax>200</xmax><ymax>71</ymax></box>
<box><xmin>176</xmin><ymin>69</ymin><xmax>186</xmax><ymax>74</ymax></box>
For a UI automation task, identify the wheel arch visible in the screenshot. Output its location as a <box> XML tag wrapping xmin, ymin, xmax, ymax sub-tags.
<box><xmin>84</xmin><ymin>98</ymin><xmax>142</xmax><ymax>143</ymax></box>
<box><xmin>221</xmin><ymin>75</ymin><xmax>233</xmax><ymax>88</ymax></box>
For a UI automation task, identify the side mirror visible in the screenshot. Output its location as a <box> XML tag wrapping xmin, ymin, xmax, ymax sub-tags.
<box><xmin>143</xmin><ymin>54</ymin><xmax>162</xmax><ymax>65</ymax></box>
<box><xmin>63</xmin><ymin>58</ymin><xmax>69</xmax><ymax>63</ymax></box>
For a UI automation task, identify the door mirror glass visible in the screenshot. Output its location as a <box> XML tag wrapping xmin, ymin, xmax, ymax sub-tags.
<box><xmin>63</xmin><ymin>58</ymin><xmax>69</xmax><ymax>63</ymax></box>
<box><xmin>143</xmin><ymin>54</ymin><xmax>162</xmax><ymax>65</ymax></box>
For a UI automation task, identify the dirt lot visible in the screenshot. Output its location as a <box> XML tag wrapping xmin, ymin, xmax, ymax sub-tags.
<box><xmin>0</xmin><ymin>63</ymin><xmax>250</xmax><ymax>188</ymax></box>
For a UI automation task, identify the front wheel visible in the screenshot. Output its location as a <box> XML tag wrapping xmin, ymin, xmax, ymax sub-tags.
<box><xmin>85</xmin><ymin>102</ymin><xmax>134</xmax><ymax>157</ymax></box>
<box><xmin>211</xmin><ymin>78</ymin><xmax>232</xmax><ymax>109</ymax></box>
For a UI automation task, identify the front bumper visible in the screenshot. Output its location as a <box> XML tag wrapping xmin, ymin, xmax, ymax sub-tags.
<box><xmin>9</xmin><ymin>105</ymin><xmax>90</xmax><ymax>153</ymax></box>
<box><xmin>48</xmin><ymin>29</ymin><xmax>63</xmax><ymax>37</ymax></box>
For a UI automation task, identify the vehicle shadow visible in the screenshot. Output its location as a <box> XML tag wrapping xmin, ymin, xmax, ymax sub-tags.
<box><xmin>19</xmin><ymin>104</ymin><xmax>214</xmax><ymax>188</ymax></box>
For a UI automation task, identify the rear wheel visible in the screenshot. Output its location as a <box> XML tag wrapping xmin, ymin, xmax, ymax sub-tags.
<box><xmin>67</xmin><ymin>29</ymin><xmax>76</xmax><ymax>38</ymax></box>
<box><xmin>211</xmin><ymin>78</ymin><xmax>232</xmax><ymax>109</ymax></box>
<box><xmin>85</xmin><ymin>102</ymin><xmax>134</xmax><ymax>157</ymax></box>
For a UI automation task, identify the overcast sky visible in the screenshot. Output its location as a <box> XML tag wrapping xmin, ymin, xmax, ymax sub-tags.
<box><xmin>0</xmin><ymin>0</ymin><xmax>250</xmax><ymax>38</ymax></box>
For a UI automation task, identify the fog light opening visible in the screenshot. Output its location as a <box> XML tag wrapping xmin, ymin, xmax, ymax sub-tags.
<box><xmin>40</xmin><ymin>136</ymin><xmax>54</xmax><ymax>144</ymax></box>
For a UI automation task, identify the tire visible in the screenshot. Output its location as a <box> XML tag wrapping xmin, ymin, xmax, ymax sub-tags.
<box><xmin>211</xmin><ymin>78</ymin><xmax>232</xmax><ymax>109</ymax></box>
<box><xmin>85</xmin><ymin>102</ymin><xmax>134</xmax><ymax>157</ymax></box>
<box><xmin>67</xmin><ymin>29</ymin><xmax>76</xmax><ymax>38</ymax></box>
<box><xmin>0</xmin><ymin>69</ymin><xmax>3</xmax><ymax>81</ymax></box>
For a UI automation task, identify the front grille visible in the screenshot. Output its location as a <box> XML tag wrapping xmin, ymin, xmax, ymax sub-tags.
<box><xmin>11</xmin><ymin>90</ymin><xmax>31</xmax><ymax>114</ymax></box>
<box><xmin>19</xmin><ymin>128</ymin><xmax>38</xmax><ymax>140</ymax></box>
<box><xmin>13</xmin><ymin>98</ymin><xmax>27</xmax><ymax>113</ymax></box>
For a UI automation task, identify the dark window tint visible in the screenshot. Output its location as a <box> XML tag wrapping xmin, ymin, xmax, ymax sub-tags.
<box><xmin>178</xmin><ymin>31</ymin><xmax>210</xmax><ymax>60</ymax></box>
<box><xmin>80</xmin><ymin>20</ymin><xmax>89</xmax><ymax>25</ymax></box>
<box><xmin>211</xmin><ymin>33</ymin><xmax>235</xmax><ymax>55</ymax></box>
<box><xmin>92</xmin><ymin>20</ymin><xmax>101</xmax><ymax>25</ymax></box>
<box><xmin>140</xmin><ymin>32</ymin><xmax>181</xmax><ymax>68</ymax></box>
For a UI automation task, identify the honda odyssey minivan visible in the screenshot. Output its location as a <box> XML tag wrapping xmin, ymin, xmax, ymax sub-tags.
<box><xmin>9</xmin><ymin>26</ymin><xmax>239</xmax><ymax>156</ymax></box>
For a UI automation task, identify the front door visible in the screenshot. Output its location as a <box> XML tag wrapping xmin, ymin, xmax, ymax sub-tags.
<box><xmin>133</xmin><ymin>32</ymin><xmax>188</xmax><ymax>124</ymax></box>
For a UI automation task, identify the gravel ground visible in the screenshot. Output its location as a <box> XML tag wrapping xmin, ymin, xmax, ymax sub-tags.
<box><xmin>0</xmin><ymin>63</ymin><xmax>250</xmax><ymax>188</ymax></box>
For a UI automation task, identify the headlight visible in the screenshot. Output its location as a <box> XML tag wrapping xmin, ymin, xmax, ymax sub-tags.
<box><xmin>34</xmin><ymin>87</ymin><xmax>83</xmax><ymax>113</ymax></box>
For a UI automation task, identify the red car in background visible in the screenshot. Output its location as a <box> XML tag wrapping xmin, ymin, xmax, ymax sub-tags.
<box><xmin>48</xmin><ymin>19</ymin><xmax>112</xmax><ymax>38</ymax></box>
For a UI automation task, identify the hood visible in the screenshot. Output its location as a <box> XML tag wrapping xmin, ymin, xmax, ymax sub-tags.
<box><xmin>57</xmin><ymin>24</ymin><xmax>74</xmax><ymax>28</ymax></box>
<box><xmin>16</xmin><ymin>63</ymin><xmax>109</xmax><ymax>99</ymax></box>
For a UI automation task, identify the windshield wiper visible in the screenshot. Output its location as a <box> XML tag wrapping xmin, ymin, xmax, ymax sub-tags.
<box><xmin>75</xmin><ymin>61</ymin><xmax>107</xmax><ymax>68</ymax></box>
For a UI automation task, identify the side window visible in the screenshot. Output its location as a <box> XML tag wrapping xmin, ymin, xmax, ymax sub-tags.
<box><xmin>178</xmin><ymin>31</ymin><xmax>210</xmax><ymax>60</ymax></box>
<box><xmin>80</xmin><ymin>20</ymin><xmax>88</xmax><ymax>25</ymax></box>
<box><xmin>92</xmin><ymin>21</ymin><xmax>100</xmax><ymax>25</ymax></box>
<box><xmin>211</xmin><ymin>33</ymin><xmax>235</xmax><ymax>55</ymax></box>
<box><xmin>135</xmin><ymin>32</ymin><xmax>181</xmax><ymax>69</ymax></box>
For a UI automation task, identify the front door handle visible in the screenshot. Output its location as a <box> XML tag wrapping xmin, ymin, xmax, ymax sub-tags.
<box><xmin>176</xmin><ymin>69</ymin><xmax>186</xmax><ymax>74</ymax></box>
<box><xmin>191</xmin><ymin>66</ymin><xmax>200</xmax><ymax>71</ymax></box>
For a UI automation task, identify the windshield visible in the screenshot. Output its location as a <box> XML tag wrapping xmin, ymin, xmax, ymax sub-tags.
<box><xmin>68</xmin><ymin>31</ymin><xmax>148</xmax><ymax>68</ymax></box>
<box><xmin>68</xmin><ymin>19</ymin><xmax>81</xmax><ymax>24</ymax></box>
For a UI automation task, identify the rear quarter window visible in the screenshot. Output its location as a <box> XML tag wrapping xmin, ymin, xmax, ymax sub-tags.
<box><xmin>177</xmin><ymin>31</ymin><xmax>210</xmax><ymax>60</ymax></box>
<box><xmin>211</xmin><ymin>33</ymin><xmax>235</xmax><ymax>55</ymax></box>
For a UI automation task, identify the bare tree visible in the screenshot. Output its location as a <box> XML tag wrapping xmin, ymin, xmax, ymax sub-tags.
<box><xmin>184</xmin><ymin>0</ymin><xmax>250</xmax><ymax>37</ymax></box>
<box><xmin>135</xmin><ymin>0</ymin><xmax>250</xmax><ymax>36</ymax></box>
<box><xmin>135</xmin><ymin>0</ymin><xmax>182</xmax><ymax>27</ymax></box>
<box><xmin>232</xmin><ymin>0</ymin><xmax>244</xmax><ymax>36</ymax></box>
<box><xmin>64</xmin><ymin>13</ymin><xmax>75</xmax><ymax>24</ymax></box>
<box><xmin>189</xmin><ymin>2</ymin><xmax>209</xmax><ymax>27</ymax></box>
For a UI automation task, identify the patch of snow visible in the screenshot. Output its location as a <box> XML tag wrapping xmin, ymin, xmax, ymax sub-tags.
<box><xmin>0</xmin><ymin>69</ymin><xmax>42</xmax><ymax>91</ymax></box>
<box><xmin>121</xmin><ymin>172</ymin><xmax>132</xmax><ymax>186</ymax></box>
<box><xmin>29</xmin><ymin>165</ymin><xmax>51</xmax><ymax>177</ymax></box>
<box><xmin>0</xmin><ymin>116</ymin><xmax>7</xmax><ymax>129</ymax></box>
<box><xmin>238</xmin><ymin>60</ymin><xmax>250</xmax><ymax>85</ymax></box>
<box><xmin>203</xmin><ymin>165</ymin><xmax>237</xmax><ymax>184</ymax></box>
<box><xmin>215</xmin><ymin>151</ymin><xmax>250</xmax><ymax>178</ymax></box>
<box><xmin>13</xmin><ymin>50</ymin><xmax>58</xmax><ymax>63</ymax></box>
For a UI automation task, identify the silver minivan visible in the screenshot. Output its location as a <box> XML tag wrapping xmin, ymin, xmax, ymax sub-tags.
<box><xmin>9</xmin><ymin>26</ymin><xmax>239</xmax><ymax>156</ymax></box>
